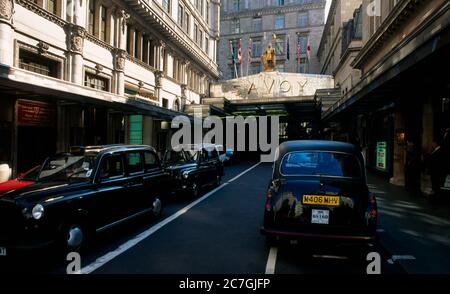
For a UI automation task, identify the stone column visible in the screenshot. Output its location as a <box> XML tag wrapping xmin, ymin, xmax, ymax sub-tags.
<box><xmin>67</xmin><ymin>24</ymin><xmax>86</xmax><ymax>85</ymax></box>
<box><xmin>390</xmin><ymin>106</ymin><xmax>406</xmax><ymax>186</ymax></box>
<box><xmin>114</xmin><ymin>49</ymin><xmax>126</xmax><ymax>96</ymax></box>
<box><xmin>73</xmin><ymin>0</ymin><xmax>86</xmax><ymax>27</ymax></box>
<box><xmin>154</xmin><ymin>70</ymin><xmax>163</xmax><ymax>101</ymax></box>
<box><xmin>0</xmin><ymin>0</ymin><xmax>14</xmax><ymax>66</ymax></box>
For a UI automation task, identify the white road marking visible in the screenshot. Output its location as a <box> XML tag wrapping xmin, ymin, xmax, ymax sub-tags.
<box><xmin>265</xmin><ymin>247</ymin><xmax>278</xmax><ymax>274</ymax></box>
<box><xmin>227</xmin><ymin>162</ymin><xmax>262</xmax><ymax>183</ymax></box>
<box><xmin>377</xmin><ymin>229</ymin><xmax>386</xmax><ymax>233</ymax></box>
<box><xmin>387</xmin><ymin>255</ymin><xmax>416</xmax><ymax>264</ymax></box>
<box><xmin>80</xmin><ymin>162</ymin><xmax>262</xmax><ymax>274</ymax></box>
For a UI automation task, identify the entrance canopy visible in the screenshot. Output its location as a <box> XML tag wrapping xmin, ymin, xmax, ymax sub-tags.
<box><xmin>203</xmin><ymin>71</ymin><xmax>334</xmax><ymax>118</ymax></box>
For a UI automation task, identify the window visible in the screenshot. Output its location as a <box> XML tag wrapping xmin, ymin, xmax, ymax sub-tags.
<box><xmin>276</xmin><ymin>62</ymin><xmax>285</xmax><ymax>72</ymax></box>
<box><xmin>231</xmin><ymin>18</ymin><xmax>240</xmax><ymax>34</ymax></box>
<box><xmin>252</xmin><ymin>39</ymin><xmax>262</xmax><ymax>58</ymax></box>
<box><xmin>162</xmin><ymin>0</ymin><xmax>171</xmax><ymax>13</ymax></box>
<box><xmin>298</xmin><ymin>35</ymin><xmax>308</xmax><ymax>53</ymax></box>
<box><xmin>162</xmin><ymin>98</ymin><xmax>169</xmax><ymax>108</ymax></box>
<box><xmin>199</xmin><ymin>30</ymin><xmax>203</xmax><ymax>47</ymax></box>
<box><xmin>275</xmin><ymin>15</ymin><xmax>284</xmax><ymax>29</ymax></box>
<box><xmin>88</xmin><ymin>0</ymin><xmax>95</xmax><ymax>35</ymax></box>
<box><xmin>178</xmin><ymin>5</ymin><xmax>184</xmax><ymax>27</ymax></box>
<box><xmin>280</xmin><ymin>151</ymin><xmax>362</xmax><ymax>178</ymax></box>
<box><xmin>298</xmin><ymin>12</ymin><xmax>308</xmax><ymax>28</ymax></box>
<box><xmin>126</xmin><ymin>26</ymin><xmax>132</xmax><ymax>54</ymax></box>
<box><xmin>99</xmin><ymin>155</ymin><xmax>124</xmax><ymax>179</ymax></box>
<box><xmin>100</xmin><ymin>5</ymin><xmax>107</xmax><ymax>42</ymax></box>
<box><xmin>85</xmin><ymin>72</ymin><xmax>108</xmax><ymax>91</ymax></box>
<box><xmin>194</xmin><ymin>23</ymin><xmax>198</xmax><ymax>43</ymax></box>
<box><xmin>274</xmin><ymin>35</ymin><xmax>285</xmax><ymax>55</ymax></box>
<box><xmin>205</xmin><ymin>36</ymin><xmax>209</xmax><ymax>54</ymax></box>
<box><xmin>144</xmin><ymin>151</ymin><xmax>159</xmax><ymax>171</ymax></box>
<box><xmin>47</xmin><ymin>0</ymin><xmax>57</xmax><ymax>15</ymax></box>
<box><xmin>19</xmin><ymin>50</ymin><xmax>59</xmax><ymax>78</ymax></box>
<box><xmin>298</xmin><ymin>57</ymin><xmax>308</xmax><ymax>73</ymax></box>
<box><xmin>232</xmin><ymin>0</ymin><xmax>240</xmax><ymax>12</ymax></box>
<box><xmin>134</xmin><ymin>29</ymin><xmax>139</xmax><ymax>58</ymax></box>
<box><xmin>249</xmin><ymin>63</ymin><xmax>262</xmax><ymax>75</ymax></box>
<box><xmin>185</xmin><ymin>12</ymin><xmax>190</xmax><ymax>33</ymax></box>
<box><xmin>126</xmin><ymin>152</ymin><xmax>143</xmax><ymax>174</ymax></box>
<box><xmin>253</xmin><ymin>17</ymin><xmax>262</xmax><ymax>32</ymax></box>
<box><xmin>277</xmin><ymin>0</ymin><xmax>284</xmax><ymax>6</ymax></box>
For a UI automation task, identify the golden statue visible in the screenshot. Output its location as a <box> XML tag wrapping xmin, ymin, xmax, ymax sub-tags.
<box><xmin>261</xmin><ymin>43</ymin><xmax>276</xmax><ymax>72</ymax></box>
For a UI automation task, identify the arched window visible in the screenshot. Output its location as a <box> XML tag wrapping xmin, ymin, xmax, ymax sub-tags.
<box><xmin>173</xmin><ymin>99</ymin><xmax>180</xmax><ymax>112</ymax></box>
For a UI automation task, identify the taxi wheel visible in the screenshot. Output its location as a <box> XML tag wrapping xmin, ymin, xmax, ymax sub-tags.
<box><xmin>215</xmin><ymin>174</ymin><xmax>222</xmax><ymax>186</ymax></box>
<box><xmin>191</xmin><ymin>181</ymin><xmax>200</xmax><ymax>198</ymax></box>
<box><xmin>151</xmin><ymin>197</ymin><xmax>163</xmax><ymax>218</ymax></box>
<box><xmin>60</xmin><ymin>221</ymin><xmax>89</xmax><ymax>253</ymax></box>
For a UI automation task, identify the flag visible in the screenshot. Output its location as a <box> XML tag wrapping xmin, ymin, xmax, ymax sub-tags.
<box><xmin>238</xmin><ymin>40</ymin><xmax>243</xmax><ymax>65</ymax></box>
<box><xmin>248</xmin><ymin>39</ymin><xmax>253</xmax><ymax>62</ymax></box>
<box><xmin>306</xmin><ymin>36</ymin><xmax>311</xmax><ymax>62</ymax></box>
<box><xmin>286</xmin><ymin>35</ymin><xmax>290</xmax><ymax>60</ymax></box>
<box><xmin>229</xmin><ymin>41</ymin><xmax>235</xmax><ymax>65</ymax></box>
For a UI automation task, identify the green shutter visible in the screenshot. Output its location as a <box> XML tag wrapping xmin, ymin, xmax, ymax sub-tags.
<box><xmin>129</xmin><ymin>115</ymin><xmax>143</xmax><ymax>145</ymax></box>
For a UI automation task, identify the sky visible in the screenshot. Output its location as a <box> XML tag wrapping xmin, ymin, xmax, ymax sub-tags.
<box><xmin>325</xmin><ymin>0</ymin><xmax>332</xmax><ymax>20</ymax></box>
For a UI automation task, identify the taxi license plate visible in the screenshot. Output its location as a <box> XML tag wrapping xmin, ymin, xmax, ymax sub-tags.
<box><xmin>0</xmin><ymin>247</ymin><xmax>6</xmax><ymax>257</ymax></box>
<box><xmin>311</xmin><ymin>209</ymin><xmax>329</xmax><ymax>224</ymax></box>
<box><xmin>303</xmin><ymin>195</ymin><xmax>340</xmax><ymax>206</ymax></box>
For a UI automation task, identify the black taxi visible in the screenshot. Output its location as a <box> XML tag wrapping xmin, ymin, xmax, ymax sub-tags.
<box><xmin>261</xmin><ymin>140</ymin><xmax>377</xmax><ymax>244</ymax></box>
<box><xmin>163</xmin><ymin>144</ymin><xmax>224</xmax><ymax>197</ymax></box>
<box><xmin>0</xmin><ymin>144</ymin><xmax>168</xmax><ymax>255</ymax></box>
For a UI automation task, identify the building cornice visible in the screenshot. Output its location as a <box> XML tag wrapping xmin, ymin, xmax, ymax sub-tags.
<box><xmin>222</xmin><ymin>1</ymin><xmax>326</xmax><ymax>20</ymax></box>
<box><xmin>352</xmin><ymin>0</ymin><xmax>427</xmax><ymax>69</ymax></box>
<box><xmin>15</xmin><ymin>0</ymin><xmax>66</xmax><ymax>27</ymax></box>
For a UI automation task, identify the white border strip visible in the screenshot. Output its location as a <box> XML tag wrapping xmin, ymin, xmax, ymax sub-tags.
<box><xmin>79</xmin><ymin>162</ymin><xmax>262</xmax><ymax>274</ymax></box>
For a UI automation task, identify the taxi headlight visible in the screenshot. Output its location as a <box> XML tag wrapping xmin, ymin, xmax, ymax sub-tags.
<box><xmin>32</xmin><ymin>204</ymin><xmax>44</xmax><ymax>220</ymax></box>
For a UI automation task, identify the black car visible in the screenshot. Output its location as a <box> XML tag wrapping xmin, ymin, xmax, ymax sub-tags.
<box><xmin>0</xmin><ymin>144</ymin><xmax>168</xmax><ymax>255</ymax></box>
<box><xmin>261</xmin><ymin>140</ymin><xmax>377</xmax><ymax>244</ymax></box>
<box><xmin>163</xmin><ymin>144</ymin><xmax>224</xmax><ymax>197</ymax></box>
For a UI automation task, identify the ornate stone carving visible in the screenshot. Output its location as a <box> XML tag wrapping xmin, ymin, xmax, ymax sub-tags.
<box><xmin>37</xmin><ymin>41</ymin><xmax>49</xmax><ymax>54</ymax></box>
<box><xmin>116</xmin><ymin>9</ymin><xmax>129</xmax><ymax>34</ymax></box>
<box><xmin>114</xmin><ymin>49</ymin><xmax>127</xmax><ymax>72</ymax></box>
<box><xmin>0</xmin><ymin>0</ymin><xmax>14</xmax><ymax>23</ymax></box>
<box><xmin>154</xmin><ymin>70</ymin><xmax>163</xmax><ymax>88</ymax></box>
<box><xmin>95</xmin><ymin>64</ymin><xmax>103</xmax><ymax>73</ymax></box>
<box><xmin>67</xmin><ymin>24</ymin><xmax>86</xmax><ymax>54</ymax></box>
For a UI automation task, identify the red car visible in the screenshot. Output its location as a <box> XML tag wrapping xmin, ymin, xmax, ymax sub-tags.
<box><xmin>0</xmin><ymin>166</ymin><xmax>40</xmax><ymax>196</ymax></box>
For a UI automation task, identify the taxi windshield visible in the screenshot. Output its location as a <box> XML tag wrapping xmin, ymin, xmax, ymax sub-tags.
<box><xmin>37</xmin><ymin>153</ymin><xmax>97</xmax><ymax>182</ymax></box>
<box><xmin>280</xmin><ymin>151</ymin><xmax>362</xmax><ymax>178</ymax></box>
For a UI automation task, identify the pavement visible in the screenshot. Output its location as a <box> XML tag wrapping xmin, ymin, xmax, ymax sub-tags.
<box><xmin>368</xmin><ymin>171</ymin><xmax>450</xmax><ymax>274</ymax></box>
<box><xmin>2</xmin><ymin>161</ymin><xmax>449</xmax><ymax>274</ymax></box>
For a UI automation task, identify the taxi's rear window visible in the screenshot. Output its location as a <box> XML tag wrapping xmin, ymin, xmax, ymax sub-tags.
<box><xmin>280</xmin><ymin>151</ymin><xmax>362</xmax><ymax>178</ymax></box>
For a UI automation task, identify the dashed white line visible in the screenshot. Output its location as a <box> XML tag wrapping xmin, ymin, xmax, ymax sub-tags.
<box><xmin>265</xmin><ymin>247</ymin><xmax>278</xmax><ymax>274</ymax></box>
<box><xmin>79</xmin><ymin>162</ymin><xmax>262</xmax><ymax>274</ymax></box>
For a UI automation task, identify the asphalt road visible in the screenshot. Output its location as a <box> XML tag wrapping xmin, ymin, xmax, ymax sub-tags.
<box><xmin>1</xmin><ymin>161</ymin><xmax>404</xmax><ymax>274</ymax></box>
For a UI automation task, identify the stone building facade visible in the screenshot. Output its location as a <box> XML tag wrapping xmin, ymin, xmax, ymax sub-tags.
<box><xmin>0</xmin><ymin>0</ymin><xmax>220</xmax><ymax>176</ymax></box>
<box><xmin>218</xmin><ymin>0</ymin><xmax>326</xmax><ymax>80</ymax></box>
